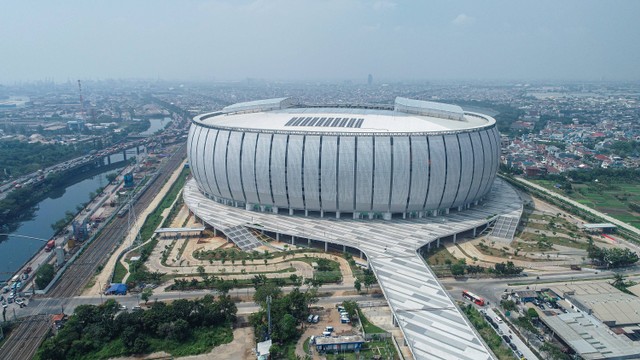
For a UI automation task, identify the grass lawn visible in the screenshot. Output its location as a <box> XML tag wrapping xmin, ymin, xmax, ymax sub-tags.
<box><xmin>532</xmin><ymin>179</ymin><xmax>640</xmax><ymax>229</ymax></box>
<box><xmin>112</xmin><ymin>260</ymin><xmax>128</xmax><ymax>283</ymax></box>
<box><xmin>424</xmin><ymin>246</ymin><xmax>457</xmax><ymax>267</ymax></box>
<box><xmin>358</xmin><ymin>308</ymin><xmax>386</xmax><ymax>334</ymax></box>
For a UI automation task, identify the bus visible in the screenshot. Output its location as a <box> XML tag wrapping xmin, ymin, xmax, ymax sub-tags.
<box><xmin>462</xmin><ymin>290</ymin><xmax>485</xmax><ymax>306</ymax></box>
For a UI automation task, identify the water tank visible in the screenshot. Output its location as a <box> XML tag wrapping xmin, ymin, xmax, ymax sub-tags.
<box><xmin>55</xmin><ymin>246</ymin><xmax>65</xmax><ymax>267</ymax></box>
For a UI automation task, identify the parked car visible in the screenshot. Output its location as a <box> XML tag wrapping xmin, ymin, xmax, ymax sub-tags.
<box><xmin>495</xmin><ymin>316</ymin><xmax>503</xmax><ymax>324</ymax></box>
<box><xmin>312</xmin><ymin>315</ymin><xmax>319</xmax><ymax>323</ymax></box>
<box><xmin>307</xmin><ymin>314</ymin><xmax>314</xmax><ymax>323</ymax></box>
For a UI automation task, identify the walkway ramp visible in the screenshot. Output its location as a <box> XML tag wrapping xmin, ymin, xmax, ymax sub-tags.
<box><xmin>489</xmin><ymin>214</ymin><xmax>520</xmax><ymax>242</ymax></box>
<box><xmin>222</xmin><ymin>225</ymin><xmax>263</xmax><ymax>251</ymax></box>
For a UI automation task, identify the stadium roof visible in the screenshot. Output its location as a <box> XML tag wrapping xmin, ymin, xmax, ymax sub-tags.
<box><xmin>184</xmin><ymin>178</ymin><xmax>524</xmax><ymax>360</ymax></box>
<box><xmin>195</xmin><ymin>98</ymin><xmax>494</xmax><ymax>134</ymax></box>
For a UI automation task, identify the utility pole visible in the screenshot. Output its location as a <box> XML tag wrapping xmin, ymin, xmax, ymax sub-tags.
<box><xmin>266</xmin><ymin>295</ymin><xmax>272</xmax><ymax>340</ymax></box>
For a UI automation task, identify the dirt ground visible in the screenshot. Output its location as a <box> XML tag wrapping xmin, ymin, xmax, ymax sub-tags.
<box><xmin>295</xmin><ymin>305</ymin><xmax>359</xmax><ymax>359</ymax></box>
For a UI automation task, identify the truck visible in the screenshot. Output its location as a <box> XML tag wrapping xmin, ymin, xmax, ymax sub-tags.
<box><xmin>45</xmin><ymin>240</ymin><xmax>56</xmax><ymax>252</ymax></box>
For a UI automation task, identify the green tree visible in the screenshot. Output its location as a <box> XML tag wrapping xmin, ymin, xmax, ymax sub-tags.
<box><xmin>354</xmin><ymin>279</ymin><xmax>362</xmax><ymax>293</ymax></box>
<box><xmin>141</xmin><ymin>288</ymin><xmax>153</xmax><ymax>304</ymax></box>
<box><xmin>35</xmin><ymin>264</ymin><xmax>55</xmax><ymax>289</ymax></box>
<box><xmin>450</xmin><ymin>263</ymin><xmax>466</xmax><ymax>276</ymax></box>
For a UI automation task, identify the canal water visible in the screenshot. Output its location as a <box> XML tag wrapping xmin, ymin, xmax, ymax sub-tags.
<box><xmin>0</xmin><ymin>165</ymin><xmax>125</xmax><ymax>282</ymax></box>
<box><xmin>139</xmin><ymin>117</ymin><xmax>172</xmax><ymax>136</ymax></box>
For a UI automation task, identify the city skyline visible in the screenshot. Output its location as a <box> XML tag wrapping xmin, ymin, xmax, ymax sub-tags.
<box><xmin>1</xmin><ymin>0</ymin><xmax>640</xmax><ymax>84</ymax></box>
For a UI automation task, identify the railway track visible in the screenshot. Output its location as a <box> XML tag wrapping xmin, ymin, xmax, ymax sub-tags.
<box><xmin>0</xmin><ymin>144</ymin><xmax>186</xmax><ymax>360</ymax></box>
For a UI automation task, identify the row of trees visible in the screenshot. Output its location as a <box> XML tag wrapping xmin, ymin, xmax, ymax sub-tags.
<box><xmin>446</xmin><ymin>259</ymin><xmax>523</xmax><ymax>277</ymax></box>
<box><xmin>587</xmin><ymin>240</ymin><xmax>639</xmax><ymax>268</ymax></box>
<box><xmin>37</xmin><ymin>295</ymin><xmax>236</xmax><ymax>360</ymax></box>
<box><xmin>0</xmin><ymin>140</ymin><xmax>99</xmax><ymax>181</ymax></box>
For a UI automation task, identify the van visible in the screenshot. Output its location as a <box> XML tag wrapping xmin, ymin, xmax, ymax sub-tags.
<box><xmin>312</xmin><ymin>315</ymin><xmax>319</xmax><ymax>323</ymax></box>
<box><xmin>308</xmin><ymin>314</ymin><xmax>314</xmax><ymax>323</ymax></box>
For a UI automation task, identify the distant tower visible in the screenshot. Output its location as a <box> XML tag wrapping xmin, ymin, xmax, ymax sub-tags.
<box><xmin>367</xmin><ymin>74</ymin><xmax>373</xmax><ymax>86</ymax></box>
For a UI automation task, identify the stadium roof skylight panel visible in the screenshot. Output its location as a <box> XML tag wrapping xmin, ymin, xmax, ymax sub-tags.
<box><xmin>283</xmin><ymin>116</ymin><xmax>365</xmax><ymax>129</ymax></box>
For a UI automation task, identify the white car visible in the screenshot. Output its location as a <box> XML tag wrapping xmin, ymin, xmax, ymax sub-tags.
<box><xmin>495</xmin><ymin>316</ymin><xmax>503</xmax><ymax>323</ymax></box>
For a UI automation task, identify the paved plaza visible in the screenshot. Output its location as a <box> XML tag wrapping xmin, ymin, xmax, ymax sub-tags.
<box><xmin>184</xmin><ymin>178</ymin><xmax>523</xmax><ymax>360</ymax></box>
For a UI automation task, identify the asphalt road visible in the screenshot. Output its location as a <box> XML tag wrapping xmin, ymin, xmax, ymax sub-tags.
<box><xmin>484</xmin><ymin>307</ymin><xmax>538</xmax><ymax>360</ymax></box>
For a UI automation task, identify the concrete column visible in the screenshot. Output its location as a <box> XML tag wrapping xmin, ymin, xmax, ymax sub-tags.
<box><xmin>432</xmin><ymin>210</ymin><xmax>438</xmax><ymax>216</ymax></box>
<box><xmin>436</xmin><ymin>238</ymin><xmax>440</xmax><ymax>247</ymax></box>
<box><xmin>383</xmin><ymin>212</ymin><xmax>391</xmax><ymax>220</ymax></box>
<box><xmin>473</xmin><ymin>227</ymin><xmax>477</xmax><ymax>237</ymax></box>
<box><xmin>291</xmin><ymin>236</ymin><xmax>295</xmax><ymax>245</ymax></box>
<box><xmin>324</xmin><ymin>241</ymin><xmax>328</xmax><ymax>252</ymax></box>
<box><xmin>336</xmin><ymin>211</ymin><xmax>340</xmax><ymax>219</ymax></box>
<box><xmin>453</xmin><ymin>233</ymin><xmax>457</xmax><ymax>244</ymax></box>
<box><xmin>305</xmin><ymin>210</ymin><xmax>309</xmax><ymax>217</ymax></box>
<box><xmin>308</xmin><ymin>238</ymin><xmax>311</xmax><ymax>246</ymax></box>
<box><xmin>457</xmin><ymin>206</ymin><xmax>462</xmax><ymax>212</ymax></box>
<box><xmin>213</xmin><ymin>228</ymin><xmax>217</xmax><ymax>237</ymax></box>
<box><xmin>353</xmin><ymin>212</ymin><xmax>359</xmax><ymax>220</ymax></box>
<box><xmin>445</xmin><ymin>208</ymin><xmax>450</xmax><ymax>214</ymax></box>
<box><xmin>360</xmin><ymin>250</ymin><xmax>363</xmax><ymax>258</ymax></box>
<box><xmin>246</xmin><ymin>203</ymin><xmax>252</xmax><ymax>211</ymax></box>
<box><xmin>289</xmin><ymin>208</ymin><xmax>294</xmax><ymax>215</ymax></box>
<box><xmin>276</xmin><ymin>233</ymin><xmax>280</xmax><ymax>241</ymax></box>
<box><xmin>427</xmin><ymin>242</ymin><xmax>431</xmax><ymax>251</ymax></box>
<box><xmin>320</xmin><ymin>210</ymin><xmax>324</xmax><ymax>218</ymax></box>
<box><xmin>368</xmin><ymin>213</ymin><xmax>374</xmax><ymax>220</ymax></box>
<box><xmin>272</xmin><ymin>207</ymin><xmax>278</xmax><ymax>214</ymax></box>
<box><xmin>343</xmin><ymin>245</ymin><xmax>346</xmax><ymax>252</ymax></box>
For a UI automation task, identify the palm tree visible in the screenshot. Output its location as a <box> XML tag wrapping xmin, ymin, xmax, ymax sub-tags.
<box><xmin>611</xmin><ymin>273</ymin><xmax>625</xmax><ymax>288</ymax></box>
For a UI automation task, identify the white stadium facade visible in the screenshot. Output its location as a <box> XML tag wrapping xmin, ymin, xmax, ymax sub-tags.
<box><xmin>184</xmin><ymin>97</ymin><xmax>523</xmax><ymax>360</ymax></box>
<box><xmin>187</xmin><ymin>97</ymin><xmax>500</xmax><ymax>220</ymax></box>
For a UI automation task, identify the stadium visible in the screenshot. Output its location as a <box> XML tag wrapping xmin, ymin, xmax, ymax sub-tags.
<box><xmin>184</xmin><ymin>97</ymin><xmax>522</xmax><ymax>360</ymax></box>
<box><xmin>187</xmin><ymin>97</ymin><xmax>500</xmax><ymax>220</ymax></box>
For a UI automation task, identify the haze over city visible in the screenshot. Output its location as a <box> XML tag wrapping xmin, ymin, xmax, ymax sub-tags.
<box><xmin>3</xmin><ymin>2</ymin><xmax>640</xmax><ymax>360</ymax></box>
<box><xmin>1</xmin><ymin>0</ymin><xmax>640</xmax><ymax>83</ymax></box>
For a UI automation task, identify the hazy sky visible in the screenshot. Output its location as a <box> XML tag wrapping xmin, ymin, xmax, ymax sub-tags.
<box><xmin>1</xmin><ymin>0</ymin><xmax>639</xmax><ymax>83</ymax></box>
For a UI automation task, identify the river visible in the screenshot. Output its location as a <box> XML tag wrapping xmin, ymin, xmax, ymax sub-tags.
<box><xmin>0</xmin><ymin>165</ymin><xmax>125</xmax><ymax>282</ymax></box>
<box><xmin>139</xmin><ymin>117</ymin><xmax>172</xmax><ymax>136</ymax></box>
